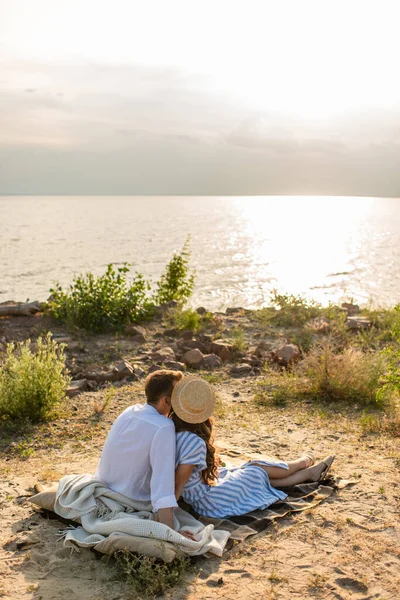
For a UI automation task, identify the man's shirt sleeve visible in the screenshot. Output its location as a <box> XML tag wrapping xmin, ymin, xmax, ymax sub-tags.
<box><xmin>150</xmin><ymin>423</ymin><xmax>178</xmax><ymax>512</ymax></box>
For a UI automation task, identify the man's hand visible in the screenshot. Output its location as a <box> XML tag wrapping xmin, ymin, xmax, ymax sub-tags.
<box><xmin>179</xmin><ymin>530</ymin><xmax>197</xmax><ymax>541</ymax></box>
<box><xmin>157</xmin><ymin>507</ymin><xmax>174</xmax><ymax>530</ymax></box>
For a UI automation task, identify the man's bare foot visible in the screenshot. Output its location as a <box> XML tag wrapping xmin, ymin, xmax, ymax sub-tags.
<box><xmin>307</xmin><ymin>456</ymin><xmax>335</xmax><ymax>482</ymax></box>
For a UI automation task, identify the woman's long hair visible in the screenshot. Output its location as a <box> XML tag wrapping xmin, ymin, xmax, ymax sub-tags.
<box><xmin>171</xmin><ymin>414</ymin><xmax>218</xmax><ymax>485</ymax></box>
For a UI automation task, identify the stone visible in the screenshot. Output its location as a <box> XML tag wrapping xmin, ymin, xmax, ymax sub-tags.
<box><xmin>196</xmin><ymin>307</ymin><xmax>207</xmax><ymax>315</ymax></box>
<box><xmin>273</xmin><ymin>344</ymin><xmax>300</xmax><ymax>366</ymax></box>
<box><xmin>163</xmin><ymin>328</ymin><xmax>180</xmax><ymax>337</ymax></box>
<box><xmin>346</xmin><ymin>316</ymin><xmax>372</xmax><ymax>330</ymax></box>
<box><xmin>164</xmin><ymin>360</ymin><xmax>186</xmax><ymax>372</ymax></box>
<box><xmin>148</xmin><ymin>364</ymin><xmax>161</xmax><ymax>374</ymax></box>
<box><xmin>180</xmin><ymin>329</ymin><xmax>195</xmax><ymax>340</ymax></box>
<box><xmin>341</xmin><ymin>302</ymin><xmax>360</xmax><ymax>315</ymax></box>
<box><xmin>202</xmin><ymin>354</ymin><xmax>222</xmax><ymax>370</ymax></box>
<box><xmin>133</xmin><ymin>366</ymin><xmax>146</xmax><ymax>378</ymax></box>
<box><xmin>52</xmin><ymin>335</ymin><xmax>73</xmax><ymax>344</ymax></box>
<box><xmin>183</xmin><ymin>348</ymin><xmax>204</xmax><ymax>368</ymax></box>
<box><xmin>230</xmin><ymin>364</ymin><xmax>253</xmax><ymax>377</ymax></box>
<box><xmin>246</xmin><ymin>355</ymin><xmax>264</xmax><ymax>368</ymax></box>
<box><xmin>210</xmin><ymin>340</ymin><xmax>233</xmax><ymax>361</ymax></box>
<box><xmin>85</xmin><ymin>360</ymin><xmax>134</xmax><ymax>383</ymax></box>
<box><xmin>123</xmin><ymin>324</ymin><xmax>148</xmax><ymax>342</ymax></box>
<box><xmin>65</xmin><ymin>341</ymin><xmax>81</xmax><ymax>351</ymax></box>
<box><xmin>179</xmin><ymin>339</ymin><xmax>207</xmax><ymax>353</ymax></box>
<box><xmin>253</xmin><ymin>341</ymin><xmax>272</xmax><ymax>357</ymax></box>
<box><xmin>0</xmin><ymin>342</ymin><xmax>6</xmax><ymax>352</ymax></box>
<box><xmin>225</xmin><ymin>307</ymin><xmax>244</xmax><ymax>315</ymax></box>
<box><xmin>113</xmin><ymin>360</ymin><xmax>134</xmax><ymax>378</ymax></box>
<box><xmin>66</xmin><ymin>379</ymin><xmax>88</xmax><ymax>398</ymax></box>
<box><xmin>152</xmin><ymin>347</ymin><xmax>176</xmax><ymax>363</ymax></box>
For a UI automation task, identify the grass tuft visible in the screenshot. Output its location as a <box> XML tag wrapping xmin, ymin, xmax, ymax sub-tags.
<box><xmin>114</xmin><ymin>551</ymin><xmax>191</xmax><ymax>598</ymax></box>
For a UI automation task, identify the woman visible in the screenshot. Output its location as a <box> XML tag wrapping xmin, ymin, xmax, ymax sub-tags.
<box><xmin>171</xmin><ymin>376</ymin><xmax>334</xmax><ymax>519</ymax></box>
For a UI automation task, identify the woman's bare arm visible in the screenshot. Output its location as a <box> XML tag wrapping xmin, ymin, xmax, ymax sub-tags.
<box><xmin>175</xmin><ymin>464</ymin><xmax>195</xmax><ymax>500</ymax></box>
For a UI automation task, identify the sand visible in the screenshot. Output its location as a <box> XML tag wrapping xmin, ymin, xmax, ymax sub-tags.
<box><xmin>1</xmin><ymin>381</ymin><xmax>399</xmax><ymax>600</ymax></box>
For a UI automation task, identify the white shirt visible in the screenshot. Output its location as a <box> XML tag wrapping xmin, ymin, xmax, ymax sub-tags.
<box><xmin>95</xmin><ymin>403</ymin><xmax>177</xmax><ymax>512</ymax></box>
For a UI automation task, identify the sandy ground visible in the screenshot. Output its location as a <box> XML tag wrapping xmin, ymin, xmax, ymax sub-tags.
<box><xmin>1</xmin><ymin>380</ymin><xmax>399</xmax><ymax>600</ymax></box>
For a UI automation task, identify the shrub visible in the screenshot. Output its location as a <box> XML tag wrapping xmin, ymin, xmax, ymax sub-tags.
<box><xmin>229</xmin><ymin>326</ymin><xmax>248</xmax><ymax>353</ymax></box>
<box><xmin>48</xmin><ymin>264</ymin><xmax>152</xmax><ymax>334</ymax></box>
<box><xmin>154</xmin><ymin>238</ymin><xmax>195</xmax><ymax>306</ymax></box>
<box><xmin>47</xmin><ymin>241</ymin><xmax>196</xmax><ymax>334</ymax></box>
<box><xmin>269</xmin><ymin>290</ymin><xmax>321</xmax><ymax>327</ymax></box>
<box><xmin>377</xmin><ymin>304</ymin><xmax>400</xmax><ymax>401</ymax></box>
<box><xmin>0</xmin><ymin>334</ymin><xmax>70</xmax><ymax>422</ymax></box>
<box><xmin>114</xmin><ymin>551</ymin><xmax>190</xmax><ymax>598</ymax></box>
<box><xmin>168</xmin><ymin>307</ymin><xmax>200</xmax><ymax>332</ymax></box>
<box><xmin>256</xmin><ymin>344</ymin><xmax>386</xmax><ymax>407</ymax></box>
<box><xmin>166</xmin><ymin>306</ymin><xmax>213</xmax><ymax>333</ymax></box>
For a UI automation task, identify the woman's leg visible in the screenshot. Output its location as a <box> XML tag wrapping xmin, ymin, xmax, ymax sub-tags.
<box><xmin>270</xmin><ymin>458</ymin><xmax>334</xmax><ymax>487</ymax></box>
<box><xmin>252</xmin><ymin>456</ymin><xmax>311</xmax><ymax>480</ymax></box>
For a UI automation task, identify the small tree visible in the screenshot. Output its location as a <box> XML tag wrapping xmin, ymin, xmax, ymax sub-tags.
<box><xmin>0</xmin><ymin>334</ymin><xmax>70</xmax><ymax>422</ymax></box>
<box><xmin>154</xmin><ymin>238</ymin><xmax>195</xmax><ymax>305</ymax></box>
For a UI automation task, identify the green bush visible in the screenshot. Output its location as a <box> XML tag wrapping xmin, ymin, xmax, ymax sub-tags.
<box><xmin>378</xmin><ymin>304</ymin><xmax>400</xmax><ymax>401</ymax></box>
<box><xmin>0</xmin><ymin>334</ymin><xmax>70</xmax><ymax>422</ymax></box>
<box><xmin>48</xmin><ymin>264</ymin><xmax>152</xmax><ymax>334</ymax></box>
<box><xmin>114</xmin><ymin>551</ymin><xmax>190</xmax><ymax>598</ymax></box>
<box><xmin>47</xmin><ymin>241</ymin><xmax>196</xmax><ymax>334</ymax></box>
<box><xmin>154</xmin><ymin>238</ymin><xmax>195</xmax><ymax>306</ymax></box>
<box><xmin>269</xmin><ymin>290</ymin><xmax>321</xmax><ymax>327</ymax></box>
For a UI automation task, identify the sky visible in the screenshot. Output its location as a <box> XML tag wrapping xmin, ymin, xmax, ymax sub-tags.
<box><xmin>1</xmin><ymin>0</ymin><xmax>400</xmax><ymax>196</ymax></box>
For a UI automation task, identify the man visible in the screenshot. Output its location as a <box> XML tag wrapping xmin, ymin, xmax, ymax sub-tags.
<box><xmin>96</xmin><ymin>369</ymin><xmax>183</xmax><ymax>529</ymax></box>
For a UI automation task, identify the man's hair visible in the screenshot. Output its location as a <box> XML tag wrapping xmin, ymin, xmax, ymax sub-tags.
<box><xmin>144</xmin><ymin>369</ymin><xmax>183</xmax><ymax>405</ymax></box>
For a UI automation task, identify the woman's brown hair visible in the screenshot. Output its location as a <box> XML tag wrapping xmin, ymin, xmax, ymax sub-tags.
<box><xmin>171</xmin><ymin>414</ymin><xmax>218</xmax><ymax>485</ymax></box>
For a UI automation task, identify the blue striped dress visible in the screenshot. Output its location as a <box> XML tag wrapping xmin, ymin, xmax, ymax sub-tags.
<box><xmin>176</xmin><ymin>431</ymin><xmax>289</xmax><ymax>519</ymax></box>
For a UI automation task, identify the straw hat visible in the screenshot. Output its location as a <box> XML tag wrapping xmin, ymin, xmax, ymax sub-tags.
<box><xmin>171</xmin><ymin>376</ymin><xmax>215</xmax><ymax>424</ymax></box>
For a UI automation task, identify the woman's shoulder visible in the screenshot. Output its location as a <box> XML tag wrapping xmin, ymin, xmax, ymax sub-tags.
<box><xmin>176</xmin><ymin>431</ymin><xmax>206</xmax><ymax>450</ymax></box>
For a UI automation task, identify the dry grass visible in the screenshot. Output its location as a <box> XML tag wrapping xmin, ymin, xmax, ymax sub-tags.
<box><xmin>256</xmin><ymin>343</ymin><xmax>387</xmax><ymax>408</ymax></box>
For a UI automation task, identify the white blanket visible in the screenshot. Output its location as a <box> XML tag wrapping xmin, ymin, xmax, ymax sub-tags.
<box><xmin>54</xmin><ymin>474</ymin><xmax>230</xmax><ymax>557</ymax></box>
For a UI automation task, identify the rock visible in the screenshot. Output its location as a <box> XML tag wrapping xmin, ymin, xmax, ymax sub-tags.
<box><xmin>253</xmin><ymin>341</ymin><xmax>272</xmax><ymax>357</ymax></box>
<box><xmin>196</xmin><ymin>307</ymin><xmax>207</xmax><ymax>315</ymax></box>
<box><xmin>123</xmin><ymin>324</ymin><xmax>148</xmax><ymax>342</ymax></box>
<box><xmin>180</xmin><ymin>329</ymin><xmax>195</xmax><ymax>340</ymax></box>
<box><xmin>85</xmin><ymin>360</ymin><xmax>134</xmax><ymax>383</ymax></box>
<box><xmin>114</xmin><ymin>360</ymin><xmax>134</xmax><ymax>378</ymax></box>
<box><xmin>179</xmin><ymin>339</ymin><xmax>208</xmax><ymax>353</ymax></box>
<box><xmin>65</xmin><ymin>341</ymin><xmax>81</xmax><ymax>351</ymax></box>
<box><xmin>341</xmin><ymin>302</ymin><xmax>360</xmax><ymax>315</ymax></box>
<box><xmin>183</xmin><ymin>348</ymin><xmax>204</xmax><ymax>368</ymax></box>
<box><xmin>346</xmin><ymin>316</ymin><xmax>372</xmax><ymax>330</ymax></box>
<box><xmin>164</xmin><ymin>328</ymin><xmax>180</xmax><ymax>337</ymax></box>
<box><xmin>202</xmin><ymin>354</ymin><xmax>222</xmax><ymax>370</ymax></box>
<box><xmin>152</xmin><ymin>347</ymin><xmax>176</xmax><ymax>363</ymax></box>
<box><xmin>230</xmin><ymin>364</ymin><xmax>253</xmax><ymax>377</ymax></box>
<box><xmin>133</xmin><ymin>366</ymin><xmax>146</xmax><ymax>378</ymax></box>
<box><xmin>148</xmin><ymin>364</ymin><xmax>161</xmax><ymax>374</ymax></box>
<box><xmin>210</xmin><ymin>340</ymin><xmax>233</xmax><ymax>361</ymax></box>
<box><xmin>273</xmin><ymin>344</ymin><xmax>300</xmax><ymax>366</ymax></box>
<box><xmin>225</xmin><ymin>307</ymin><xmax>244</xmax><ymax>315</ymax></box>
<box><xmin>51</xmin><ymin>334</ymin><xmax>73</xmax><ymax>343</ymax></box>
<box><xmin>0</xmin><ymin>342</ymin><xmax>6</xmax><ymax>352</ymax></box>
<box><xmin>66</xmin><ymin>379</ymin><xmax>88</xmax><ymax>398</ymax></box>
<box><xmin>164</xmin><ymin>360</ymin><xmax>186</xmax><ymax>372</ymax></box>
<box><xmin>243</xmin><ymin>355</ymin><xmax>264</xmax><ymax>368</ymax></box>
<box><xmin>233</xmin><ymin>391</ymin><xmax>240</xmax><ymax>397</ymax></box>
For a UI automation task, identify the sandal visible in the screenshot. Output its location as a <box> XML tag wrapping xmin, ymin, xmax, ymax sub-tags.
<box><xmin>318</xmin><ymin>455</ymin><xmax>335</xmax><ymax>481</ymax></box>
<box><xmin>301</xmin><ymin>450</ymin><xmax>316</xmax><ymax>468</ymax></box>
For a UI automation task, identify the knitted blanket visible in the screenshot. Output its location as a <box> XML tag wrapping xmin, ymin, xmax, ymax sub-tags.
<box><xmin>53</xmin><ymin>474</ymin><xmax>230</xmax><ymax>558</ymax></box>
